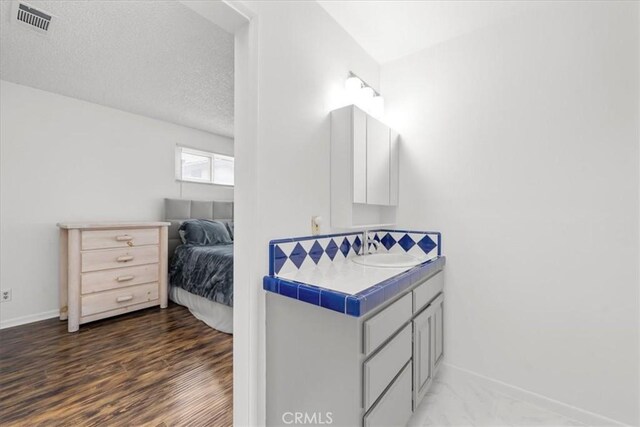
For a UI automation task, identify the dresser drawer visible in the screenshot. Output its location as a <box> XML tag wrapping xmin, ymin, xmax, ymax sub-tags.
<box><xmin>81</xmin><ymin>282</ymin><xmax>159</xmax><ymax>317</ymax></box>
<box><xmin>363</xmin><ymin>324</ymin><xmax>411</xmax><ymax>411</ymax></box>
<box><xmin>82</xmin><ymin>228</ymin><xmax>159</xmax><ymax>250</ymax></box>
<box><xmin>363</xmin><ymin>293</ymin><xmax>412</xmax><ymax>355</ymax></box>
<box><xmin>81</xmin><ymin>245</ymin><xmax>159</xmax><ymax>272</ymax></box>
<box><xmin>413</xmin><ymin>271</ymin><xmax>444</xmax><ymax>313</ymax></box>
<box><xmin>81</xmin><ymin>264</ymin><xmax>159</xmax><ymax>294</ymax></box>
<box><xmin>363</xmin><ymin>362</ymin><xmax>413</xmax><ymax>427</ymax></box>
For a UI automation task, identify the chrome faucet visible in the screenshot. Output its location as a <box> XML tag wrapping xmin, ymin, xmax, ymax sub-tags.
<box><xmin>360</xmin><ymin>229</ymin><xmax>379</xmax><ymax>256</ymax></box>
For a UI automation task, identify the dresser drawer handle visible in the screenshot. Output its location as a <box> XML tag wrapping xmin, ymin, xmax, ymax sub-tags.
<box><xmin>116</xmin><ymin>275</ymin><xmax>135</xmax><ymax>282</ymax></box>
<box><xmin>117</xmin><ymin>255</ymin><xmax>134</xmax><ymax>262</ymax></box>
<box><xmin>116</xmin><ymin>235</ymin><xmax>133</xmax><ymax>241</ymax></box>
<box><xmin>116</xmin><ymin>295</ymin><xmax>134</xmax><ymax>303</ymax></box>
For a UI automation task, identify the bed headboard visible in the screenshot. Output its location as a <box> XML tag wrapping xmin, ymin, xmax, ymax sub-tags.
<box><xmin>164</xmin><ymin>198</ymin><xmax>234</xmax><ymax>257</ymax></box>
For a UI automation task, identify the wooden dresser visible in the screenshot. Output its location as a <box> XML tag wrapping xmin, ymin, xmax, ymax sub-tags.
<box><xmin>57</xmin><ymin>222</ymin><xmax>170</xmax><ymax>332</ymax></box>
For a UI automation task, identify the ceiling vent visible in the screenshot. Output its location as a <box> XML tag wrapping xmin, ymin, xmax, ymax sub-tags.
<box><xmin>13</xmin><ymin>2</ymin><xmax>54</xmax><ymax>35</ymax></box>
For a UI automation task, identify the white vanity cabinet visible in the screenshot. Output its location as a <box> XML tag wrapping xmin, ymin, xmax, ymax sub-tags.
<box><xmin>331</xmin><ymin>105</ymin><xmax>399</xmax><ymax>228</ymax></box>
<box><xmin>266</xmin><ymin>269</ymin><xmax>444</xmax><ymax>427</ymax></box>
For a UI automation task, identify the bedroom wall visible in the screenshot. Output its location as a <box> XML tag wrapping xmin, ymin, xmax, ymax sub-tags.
<box><xmin>381</xmin><ymin>1</ymin><xmax>639</xmax><ymax>424</ymax></box>
<box><xmin>0</xmin><ymin>80</ymin><xmax>234</xmax><ymax>327</ymax></box>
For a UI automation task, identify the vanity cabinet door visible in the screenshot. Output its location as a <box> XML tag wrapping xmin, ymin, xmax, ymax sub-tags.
<box><xmin>413</xmin><ymin>294</ymin><xmax>445</xmax><ymax>408</ymax></box>
<box><xmin>413</xmin><ymin>303</ymin><xmax>435</xmax><ymax>407</ymax></box>
<box><xmin>433</xmin><ymin>294</ymin><xmax>444</xmax><ymax>370</ymax></box>
<box><xmin>366</xmin><ymin>115</ymin><xmax>391</xmax><ymax>205</ymax></box>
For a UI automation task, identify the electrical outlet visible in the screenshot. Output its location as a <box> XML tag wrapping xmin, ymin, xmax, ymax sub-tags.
<box><xmin>1</xmin><ymin>289</ymin><xmax>11</xmax><ymax>302</ymax></box>
<box><xmin>311</xmin><ymin>216</ymin><xmax>322</xmax><ymax>235</ymax></box>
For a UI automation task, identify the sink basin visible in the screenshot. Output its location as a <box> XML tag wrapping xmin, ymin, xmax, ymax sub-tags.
<box><xmin>351</xmin><ymin>252</ymin><xmax>424</xmax><ymax>268</ymax></box>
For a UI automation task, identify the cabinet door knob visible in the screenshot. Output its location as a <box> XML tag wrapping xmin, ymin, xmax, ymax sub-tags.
<box><xmin>116</xmin><ymin>275</ymin><xmax>134</xmax><ymax>282</ymax></box>
<box><xmin>116</xmin><ymin>235</ymin><xmax>133</xmax><ymax>242</ymax></box>
<box><xmin>116</xmin><ymin>255</ymin><xmax>134</xmax><ymax>262</ymax></box>
<box><xmin>116</xmin><ymin>295</ymin><xmax>134</xmax><ymax>303</ymax></box>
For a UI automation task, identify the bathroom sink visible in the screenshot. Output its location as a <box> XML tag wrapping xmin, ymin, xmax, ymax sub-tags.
<box><xmin>351</xmin><ymin>252</ymin><xmax>424</xmax><ymax>268</ymax></box>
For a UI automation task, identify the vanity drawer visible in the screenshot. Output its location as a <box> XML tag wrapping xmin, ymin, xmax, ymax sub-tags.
<box><xmin>82</xmin><ymin>228</ymin><xmax>159</xmax><ymax>250</ymax></box>
<box><xmin>81</xmin><ymin>264</ymin><xmax>159</xmax><ymax>294</ymax></box>
<box><xmin>363</xmin><ymin>293</ymin><xmax>412</xmax><ymax>355</ymax></box>
<box><xmin>413</xmin><ymin>271</ymin><xmax>444</xmax><ymax>313</ymax></box>
<box><xmin>81</xmin><ymin>282</ymin><xmax>159</xmax><ymax>317</ymax></box>
<box><xmin>363</xmin><ymin>324</ymin><xmax>411</xmax><ymax>410</ymax></box>
<box><xmin>363</xmin><ymin>362</ymin><xmax>413</xmax><ymax>427</ymax></box>
<box><xmin>81</xmin><ymin>245</ymin><xmax>159</xmax><ymax>272</ymax></box>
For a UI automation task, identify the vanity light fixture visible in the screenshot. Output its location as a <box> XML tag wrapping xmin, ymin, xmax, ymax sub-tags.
<box><xmin>345</xmin><ymin>71</ymin><xmax>384</xmax><ymax>118</ymax></box>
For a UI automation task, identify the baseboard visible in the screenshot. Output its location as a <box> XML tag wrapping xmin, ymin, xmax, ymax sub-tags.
<box><xmin>443</xmin><ymin>362</ymin><xmax>629</xmax><ymax>427</ymax></box>
<box><xmin>0</xmin><ymin>309</ymin><xmax>60</xmax><ymax>330</ymax></box>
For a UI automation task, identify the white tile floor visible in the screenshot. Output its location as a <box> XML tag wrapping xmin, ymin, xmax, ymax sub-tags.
<box><xmin>409</xmin><ymin>366</ymin><xmax>584</xmax><ymax>427</ymax></box>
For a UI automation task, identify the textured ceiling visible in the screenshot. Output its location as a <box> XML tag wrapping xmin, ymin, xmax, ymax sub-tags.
<box><xmin>318</xmin><ymin>1</ymin><xmax>544</xmax><ymax>64</ymax></box>
<box><xmin>0</xmin><ymin>0</ymin><xmax>234</xmax><ymax>137</ymax></box>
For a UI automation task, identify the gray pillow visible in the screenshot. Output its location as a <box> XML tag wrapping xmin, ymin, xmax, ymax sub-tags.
<box><xmin>179</xmin><ymin>219</ymin><xmax>232</xmax><ymax>246</ymax></box>
<box><xmin>224</xmin><ymin>221</ymin><xmax>234</xmax><ymax>240</ymax></box>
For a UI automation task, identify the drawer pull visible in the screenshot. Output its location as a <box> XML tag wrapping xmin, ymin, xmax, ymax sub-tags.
<box><xmin>117</xmin><ymin>255</ymin><xmax>134</xmax><ymax>262</ymax></box>
<box><xmin>116</xmin><ymin>275</ymin><xmax>135</xmax><ymax>282</ymax></box>
<box><xmin>116</xmin><ymin>295</ymin><xmax>134</xmax><ymax>303</ymax></box>
<box><xmin>116</xmin><ymin>235</ymin><xmax>133</xmax><ymax>241</ymax></box>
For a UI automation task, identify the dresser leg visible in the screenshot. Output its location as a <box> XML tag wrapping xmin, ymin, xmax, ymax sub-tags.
<box><xmin>159</xmin><ymin>226</ymin><xmax>169</xmax><ymax>309</ymax></box>
<box><xmin>68</xmin><ymin>229</ymin><xmax>81</xmax><ymax>333</ymax></box>
<box><xmin>59</xmin><ymin>229</ymin><xmax>69</xmax><ymax>321</ymax></box>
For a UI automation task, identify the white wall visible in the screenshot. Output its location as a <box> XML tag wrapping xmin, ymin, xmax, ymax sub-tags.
<box><xmin>240</xmin><ymin>1</ymin><xmax>380</xmax><ymax>423</ymax></box>
<box><xmin>0</xmin><ymin>80</ymin><xmax>233</xmax><ymax>327</ymax></box>
<box><xmin>382</xmin><ymin>2</ymin><xmax>639</xmax><ymax>425</ymax></box>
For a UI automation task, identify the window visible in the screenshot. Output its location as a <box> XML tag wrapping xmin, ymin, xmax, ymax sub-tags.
<box><xmin>176</xmin><ymin>146</ymin><xmax>234</xmax><ymax>186</ymax></box>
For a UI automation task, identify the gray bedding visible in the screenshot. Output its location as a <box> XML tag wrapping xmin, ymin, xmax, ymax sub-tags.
<box><xmin>169</xmin><ymin>244</ymin><xmax>234</xmax><ymax>307</ymax></box>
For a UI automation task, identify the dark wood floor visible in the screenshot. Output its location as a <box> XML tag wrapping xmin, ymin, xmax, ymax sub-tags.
<box><xmin>0</xmin><ymin>304</ymin><xmax>233</xmax><ymax>426</ymax></box>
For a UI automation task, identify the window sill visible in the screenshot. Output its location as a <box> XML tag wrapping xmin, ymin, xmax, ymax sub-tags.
<box><xmin>176</xmin><ymin>179</ymin><xmax>234</xmax><ymax>188</ymax></box>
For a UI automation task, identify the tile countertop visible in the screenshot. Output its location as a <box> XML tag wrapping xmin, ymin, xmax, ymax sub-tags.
<box><xmin>263</xmin><ymin>255</ymin><xmax>446</xmax><ymax>317</ymax></box>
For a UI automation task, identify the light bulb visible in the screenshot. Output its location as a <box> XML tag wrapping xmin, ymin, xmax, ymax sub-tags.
<box><xmin>345</xmin><ymin>76</ymin><xmax>362</xmax><ymax>96</ymax></box>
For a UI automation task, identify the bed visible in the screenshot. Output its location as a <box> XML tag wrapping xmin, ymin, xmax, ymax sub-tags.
<box><xmin>165</xmin><ymin>198</ymin><xmax>234</xmax><ymax>333</ymax></box>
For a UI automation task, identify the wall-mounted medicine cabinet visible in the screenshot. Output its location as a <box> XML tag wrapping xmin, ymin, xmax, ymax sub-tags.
<box><xmin>331</xmin><ymin>105</ymin><xmax>399</xmax><ymax>229</ymax></box>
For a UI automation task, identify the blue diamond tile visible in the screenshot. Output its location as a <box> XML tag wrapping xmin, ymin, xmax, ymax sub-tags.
<box><xmin>353</xmin><ymin>236</ymin><xmax>362</xmax><ymax>255</ymax></box>
<box><xmin>398</xmin><ymin>234</ymin><xmax>416</xmax><ymax>252</ymax></box>
<box><xmin>339</xmin><ymin>237</ymin><xmax>351</xmax><ymax>258</ymax></box>
<box><xmin>325</xmin><ymin>239</ymin><xmax>338</xmax><ymax>260</ymax></box>
<box><xmin>373</xmin><ymin>233</ymin><xmax>381</xmax><ymax>242</ymax></box>
<box><xmin>274</xmin><ymin>245</ymin><xmax>288</xmax><ymax>274</ymax></box>
<box><xmin>417</xmin><ymin>235</ymin><xmax>437</xmax><ymax>255</ymax></box>
<box><xmin>289</xmin><ymin>242</ymin><xmax>307</xmax><ymax>269</ymax></box>
<box><xmin>381</xmin><ymin>233</ymin><xmax>396</xmax><ymax>250</ymax></box>
<box><xmin>308</xmin><ymin>241</ymin><xmax>324</xmax><ymax>265</ymax></box>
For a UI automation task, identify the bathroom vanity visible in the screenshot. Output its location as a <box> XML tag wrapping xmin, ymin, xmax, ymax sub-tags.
<box><xmin>264</xmin><ymin>230</ymin><xmax>445</xmax><ymax>427</ymax></box>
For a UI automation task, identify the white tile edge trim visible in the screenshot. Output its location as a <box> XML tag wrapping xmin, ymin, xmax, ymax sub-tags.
<box><xmin>0</xmin><ymin>309</ymin><xmax>59</xmax><ymax>330</ymax></box>
<box><xmin>442</xmin><ymin>363</ymin><xmax>628</xmax><ymax>427</ymax></box>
